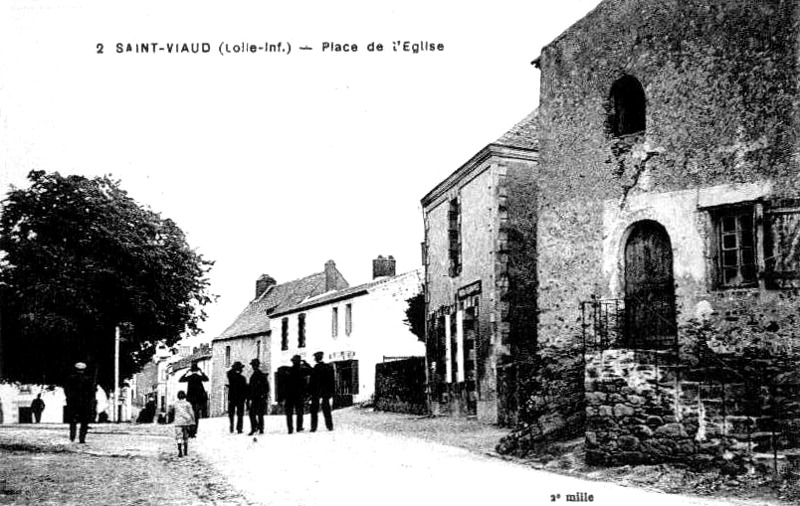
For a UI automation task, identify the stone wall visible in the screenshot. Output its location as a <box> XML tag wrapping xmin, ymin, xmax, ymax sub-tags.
<box><xmin>585</xmin><ymin>350</ymin><xmax>698</xmax><ymax>466</ymax></box>
<box><xmin>585</xmin><ymin>345</ymin><xmax>800</xmax><ymax>471</ymax></box>
<box><xmin>374</xmin><ymin>357</ymin><xmax>427</xmax><ymax>415</ymax></box>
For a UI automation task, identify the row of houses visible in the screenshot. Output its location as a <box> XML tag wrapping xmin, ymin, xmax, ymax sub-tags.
<box><xmin>136</xmin><ymin>257</ymin><xmax>425</xmax><ymax>419</ymax></box>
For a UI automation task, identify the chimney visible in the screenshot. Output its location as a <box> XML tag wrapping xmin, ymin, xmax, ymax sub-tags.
<box><xmin>372</xmin><ymin>255</ymin><xmax>396</xmax><ymax>278</ymax></box>
<box><xmin>325</xmin><ymin>260</ymin><xmax>337</xmax><ymax>292</ymax></box>
<box><xmin>255</xmin><ymin>274</ymin><xmax>277</xmax><ymax>299</ymax></box>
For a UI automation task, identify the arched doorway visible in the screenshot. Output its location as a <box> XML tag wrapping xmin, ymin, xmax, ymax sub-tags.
<box><xmin>624</xmin><ymin>220</ymin><xmax>677</xmax><ymax>349</ymax></box>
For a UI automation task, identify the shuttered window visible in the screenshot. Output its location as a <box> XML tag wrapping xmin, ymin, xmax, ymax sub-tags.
<box><xmin>765</xmin><ymin>200</ymin><xmax>800</xmax><ymax>289</ymax></box>
<box><xmin>710</xmin><ymin>200</ymin><xmax>800</xmax><ymax>290</ymax></box>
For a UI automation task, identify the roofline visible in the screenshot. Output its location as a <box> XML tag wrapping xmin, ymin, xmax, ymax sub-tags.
<box><xmin>167</xmin><ymin>354</ymin><xmax>211</xmax><ymax>370</ymax></box>
<box><xmin>421</xmin><ymin>143</ymin><xmax>538</xmax><ymax>208</ymax></box>
<box><xmin>212</xmin><ymin>330</ymin><xmax>272</xmax><ymax>343</ymax></box>
<box><xmin>271</xmin><ymin>288</ymin><xmax>369</xmax><ymax>318</ymax></box>
<box><xmin>539</xmin><ymin>0</ymin><xmax>608</xmax><ymax>60</ymax></box>
<box><xmin>271</xmin><ymin>269</ymin><xmax>421</xmax><ymax>317</ymax></box>
<box><xmin>215</xmin><ymin>266</ymin><xmax>345</xmax><ymax>340</ymax></box>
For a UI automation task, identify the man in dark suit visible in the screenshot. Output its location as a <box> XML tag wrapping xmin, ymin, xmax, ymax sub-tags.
<box><xmin>281</xmin><ymin>355</ymin><xmax>310</xmax><ymax>434</ymax></box>
<box><xmin>248</xmin><ymin>358</ymin><xmax>270</xmax><ymax>435</ymax></box>
<box><xmin>309</xmin><ymin>351</ymin><xmax>335</xmax><ymax>432</ymax></box>
<box><xmin>30</xmin><ymin>394</ymin><xmax>46</xmax><ymax>423</ymax></box>
<box><xmin>64</xmin><ymin>362</ymin><xmax>95</xmax><ymax>443</ymax></box>
<box><xmin>179</xmin><ymin>361</ymin><xmax>209</xmax><ymax>437</ymax></box>
<box><xmin>226</xmin><ymin>361</ymin><xmax>247</xmax><ymax>434</ymax></box>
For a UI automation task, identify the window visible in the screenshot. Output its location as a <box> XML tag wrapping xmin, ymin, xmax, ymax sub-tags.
<box><xmin>608</xmin><ymin>75</ymin><xmax>646</xmax><ymax>138</ymax></box>
<box><xmin>710</xmin><ymin>201</ymin><xmax>800</xmax><ymax>290</ymax></box>
<box><xmin>256</xmin><ymin>339</ymin><xmax>261</xmax><ymax>361</ymax></box>
<box><xmin>298</xmin><ymin>313</ymin><xmax>306</xmax><ymax>348</ymax></box>
<box><xmin>225</xmin><ymin>346</ymin><xmax>231</xmax><ymax>368</ymax></box>
<box><xmin>716</xmin><ymin>208</ymin><xmax>757</xmax><ymax>287</ymax></box>
<box><xmin>345</xmin><ymin>303</ymin><xmax>352</xmax><ymax>336</ymax></box>
<box><xmin>448</xmin><ymin>198</ymin><xmax>462</xmax><ymax>277</ymax></box>
<box><xmin>332</xmin><ymin>307</ymin><xmax>339</xmax><ymax>338</ymax></box>
<box><xmin>281</xmin><ymin>318</ymin><xmax>289</xmax><ymax>350</ymax></box>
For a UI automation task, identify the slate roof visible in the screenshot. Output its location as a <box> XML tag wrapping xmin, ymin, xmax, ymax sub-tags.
<box><xmin>215</xmin><ymin>269</ymin><xmax>349</xmax><ymax>341</ymax></box>
<box><xmin>420</xmin><ymin>109</ymin><xmax>539</xmax><ymax>208</ymax></box>
<box><xmin>172</xmin><ymin>346</ymin><xmax>212</xmax><ymax>371</ymax></box>
<box><xmin>495</xmin><ymin>109</ymin><xmax>538</xmax><ymax>150</ymax></box>
<box><xmin>272</xmin><ymin>270</ymin><xmax>421</xmax><ymax>317</ymax></box>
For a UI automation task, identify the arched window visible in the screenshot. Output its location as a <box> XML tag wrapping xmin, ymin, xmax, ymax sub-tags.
<box><xmin>608</xmin><ymin>75</ymin><xmax>646</xmax><ymax>137</ymax></box>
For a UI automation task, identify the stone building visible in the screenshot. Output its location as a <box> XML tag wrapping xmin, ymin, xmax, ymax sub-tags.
<box><xmin>208</xmin><ymin>262</ymin><xmax>348</xmax><ymax>417</ymax></box>
<box><xmin>528</xmin><ymin>0</ymin><xmax>800</xmax><ymax>468</ymax></box>
<box><xmin>421</xmin><ymin>112</ymin><xmax>538</xmax><ymax>424</ymax></box>
<box><xmin>269</xmin><ymin>257</ymin><xmax>424</xmax><ymax>408</ymax></box>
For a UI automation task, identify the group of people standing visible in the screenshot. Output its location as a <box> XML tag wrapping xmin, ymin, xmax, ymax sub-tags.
<box><xmin>281</xmin><ymin>352</ymin><xmax>335</xmax><ymax>434</ymax></box>
<box><xmin>226</xmin><ymin>358</ymin><xmax>270</xmax><ymax>435</ymax></box>
<box><xmin>228</xmin><ymin>351</ymin><xmax>335</xmax><ymax>436</ymax></box>
<box><xmin>60</xmin><ymin>350</ymin><xmax>336</xmax><ymax>453</ymax></box>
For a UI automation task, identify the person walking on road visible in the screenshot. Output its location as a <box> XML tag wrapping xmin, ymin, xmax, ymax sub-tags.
<box><xmin>280</xmin><ymin>355</ymin><xmax>310</xmax><ymax>434</ymax></box>
<box><xmin>179</xmin><ymin>362</ymin><xmax>208</xmax><ymax>437</ymax></box>
<box><xmin>309</xmin><ymin>351</ymin><xmax>335</xmax><ymax>432</ymax></box>
<box><xmin>226</xmin><ymin>361</ymin><xmax>247</xmax><ymax>434</ymax></box>
<box><xmin>30</xmin><ymin>394</ymin><xmax>46</xmax><ymax>423</ymax></box>
<box><xmin>64</xmin><ymin>362</ymin><xmax>95</xmax><ymax>443</ymax></box>
<box><xmin>247</xmin><ymin>358</ymin><xmax>270</xmax><ymax>435</ymax></box>
<box><xmin>173</xmin><ymin>390</ymin><xmax>196</xmax><ymax>458</ymax></box>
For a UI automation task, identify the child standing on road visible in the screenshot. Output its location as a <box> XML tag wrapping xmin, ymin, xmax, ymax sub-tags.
<box><xmin>173</xmin><ymin>390</ymin><xmax>195</xmax><ymax>457</ymax></box>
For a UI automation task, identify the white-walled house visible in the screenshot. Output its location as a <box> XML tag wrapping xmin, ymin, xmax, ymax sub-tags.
<box><xmin>0</xmin><ymin>383</ymin><xmax>66</xmax><ymax>424</ymax></box>
<box><xmin>208</xmin><ymin>261</ymin><xmax>349</xmax><ymax>417</ymax></box>
<box><xmin>131</xmin><ymin>342</ymin><xmax>182</xmax><ymax>417</ymax></box>
<box><xmin>165</xmin><ymin>345</ymin><xmax>212</xmax><ymax>415</ymax></box>
<box><xmin>270</xmin><ymin>259</ymin><xmax>424</xmax><ymax>406</ymax></box>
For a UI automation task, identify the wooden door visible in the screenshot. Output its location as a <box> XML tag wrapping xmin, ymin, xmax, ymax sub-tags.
<box><xmin>624</xmin><ymin>221</ymin><xmax>676</xmax><ymax>349</ymax></box>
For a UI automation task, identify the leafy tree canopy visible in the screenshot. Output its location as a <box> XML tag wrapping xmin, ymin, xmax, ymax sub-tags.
<box><xmin>0</xmin><ymin>171</ymin><xmax>215</xmax><ymax>390</ymax></box>
<box><xmin>403</xmin><ymin>291</ymin><xmax>426</xmax><ymax>342</ymax></box>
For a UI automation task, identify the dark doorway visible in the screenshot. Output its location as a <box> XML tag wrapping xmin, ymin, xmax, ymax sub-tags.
<box><xmin>332</xmin><ymin>360</ymin><xmax>358</xmax><ymax>409</ymax></box>
<box><xmin>18</xmin><ymin>406</ymin><xmax>32</xmax><ymax>424</ymax></box>
<box><xmin>624</xmin><ymin>220</ymin><xmax>677</xmax><ymax>349</ymax></box>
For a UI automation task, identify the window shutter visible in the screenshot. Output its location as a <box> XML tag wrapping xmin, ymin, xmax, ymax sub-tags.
<box><xmin>352</xmin><ymin>360</ymin><xmax>359</xmax><ymax>395</ymax></box>
<box><xmin>765</xmin><ymin>200</ymin><xmax>800</xmax><ymax>288</ymax></box>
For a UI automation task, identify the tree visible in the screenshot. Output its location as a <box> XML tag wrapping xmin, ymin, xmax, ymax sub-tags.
<box><xmin>403</xmin><ymin>291</ymin><xmax>426</xmax><ymax>342</ymax></box>
<box><xmin>0</xmin><ymin>170</ymin><xmax>215</xmax><ymax>390</ymax></box>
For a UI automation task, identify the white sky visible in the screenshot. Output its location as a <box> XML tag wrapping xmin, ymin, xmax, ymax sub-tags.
<box><xmin>0</xmin><ymin>0</ymin><xmax>602</xmax><ymax>344</ymax></box>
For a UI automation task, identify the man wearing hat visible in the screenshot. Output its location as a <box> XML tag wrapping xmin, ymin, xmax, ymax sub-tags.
<box><xmin>282</xmin><ymin>354</ymin><xmax>311</xmax><ymax>434</ymax></box>
<box><xmin>179</xmin><ymin>361</ymin><xmax>209</xmax><ymax>437</ymax></box>
<box><xmin>226</xmin><ymin>361</ymin><xmax>247</xmax><ymax>434</ymax></box>
<box><xmin>64</xmin><ymin>362</ymin><xmax>95</xmax><ymax>443</ymax></box>
<box><xmin>247</xmin><ymin>358</ymin><xmax>270</xmax><ymax>435</ymax></box>
<box><xmin>309</xmin><ymin>351</ymin><xmax>335</xmax><ymax>432</ymax></box>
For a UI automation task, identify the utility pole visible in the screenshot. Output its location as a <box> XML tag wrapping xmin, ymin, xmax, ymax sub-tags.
<box><xmin>113</xmin><ymin>326</ymin><xmax>120</xmax><ymax>423</ymax></box>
